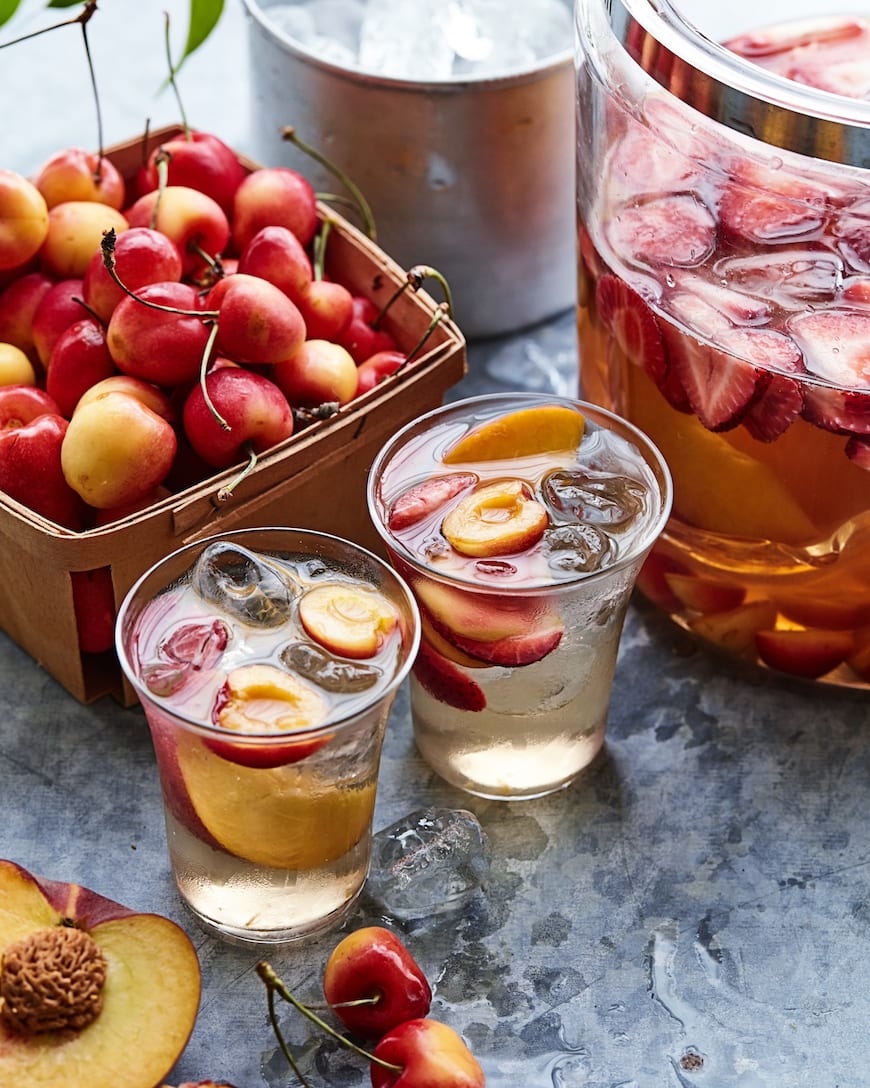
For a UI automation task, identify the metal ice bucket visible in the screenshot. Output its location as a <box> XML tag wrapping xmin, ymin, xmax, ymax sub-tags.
<box><xmin>241</xmin><ymin>0</ymin><xmax>575</xmax><ymax>339</ymax></box>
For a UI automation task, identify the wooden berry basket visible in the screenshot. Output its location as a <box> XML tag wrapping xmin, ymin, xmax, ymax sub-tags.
<box><xmin>0</xmin><ymin>127</ymin><xmax>466</xmax><ymax>704</ymax></box>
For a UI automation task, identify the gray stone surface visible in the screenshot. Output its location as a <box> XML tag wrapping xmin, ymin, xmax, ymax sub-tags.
<box><xmin>1</xmin><ymin>5</ymin><xmax>868</xmax><ymax>1087</ymax></box>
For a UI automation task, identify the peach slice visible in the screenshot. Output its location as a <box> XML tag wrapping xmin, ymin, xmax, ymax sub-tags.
<box><xmin>420</xmin><ymin>613</ymin><xmax>489</xmax><ymax>669</ymax></box>
<box><xmin>173</xmin><ymin>732</ymin><xmax>376</xmax><ymax>870</ymax></box>
<box><xmin>0</xmin><ymin>859</ymin><xmax>200</xmax><ymax>1088</ymax></box>
<box><xmin>688</xmin><ymin>599</ymin><xmax>778</xmax><ymax>656</ymax></box>
<box><xmin>755</xmin><ymin>627</ymin><xmax>854</xmax><ymax>679</ymax></box>
<box><xmin>428</xmin><ymin>609</ymin><xmax>563</xmax><ymax>667</ymax></box>
<box><xmin>442</xmin><ymin>479</ymin><xmax>549</xmax><ymax>558</ymax></box>
<box><xmin>299</xmin><ymin>582</ymin><xmax>400</xmax><ymax>659</ymax></box>
<box><xmin>210</xmin><ymin>663</ymin><xmax>330</xmax><ymax>768</ymax></box>
<box><xmin>442</xmin><ymin>404</ymin><xmax>585</xmax><ymax>463</ymax></box>
<box><xmin>663</xmin><ymin>572</ymin><xmax>746</xmax><ymax>614</ymax></box>
<box><xmin>411</xmin><ymin>577</ymin><xmax>545</xmax><ymax>642</ymax></box>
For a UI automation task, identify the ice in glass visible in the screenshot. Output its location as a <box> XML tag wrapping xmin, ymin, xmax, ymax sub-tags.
<box><xmin>368</xmin><ymin>393</ymin><xmax>671</xmax><ymax>800</ymax></box>
<box><xmin>576</xmin><ymin>5</ymin><xmax>870</xmax><ymax>685</ymax></box>
<box><xmin>116</xmin><ymin>528</ymin><xmax>419</xmax><ymax>944</ymax></box>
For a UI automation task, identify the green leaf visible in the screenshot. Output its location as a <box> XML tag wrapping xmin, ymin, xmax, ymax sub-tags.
<box><xmin>180</xmin><ymin>0</ymin><xmax>224</xmax><ymax>63</ymax></box>
<box><xmin>0</xmin><ymin>0</ymin><xmax>24</xmax><ymax>29</ymax></box>
<box><xmin>46</xmin><ymin>0</ymin><xmax>88</xmax><ymax>9</ymax></box>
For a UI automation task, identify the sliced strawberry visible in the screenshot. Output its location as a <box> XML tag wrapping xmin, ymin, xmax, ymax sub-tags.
<box><xmin>755</xmin><ymin>627</ymin><xmax>854</xmax><ymax>679</ymax></box>
<box><xmin>833</xmin><ymin>200</ymin><xmax>870</xmax><ymax>274</ymax></box>
<box><xmin>723</xmin><ymin>16</ymin><xmax>865</xmax><ymax>61</ymax></box>
<box><xmin>671</xmin><ymin>272</ymin><xmax>771</xmax><ymax>326</ymax></box>
<box><xmin>842</xmin><ymin>278</ymin><xmax>870</xmax><ymax>306</ymax></box>
<box><xmin>605</xmin><ymin>193</ymin><xmax>717</xmax><ymax>271</ymax></box>
<box><xmin>606</xmin><ymin>122</ymin><xmax>700</xmax><ymax>200</ymax></box>
<box><xmin>718</xmin><ymin>160</ymin><xmax>831</xmax><ymax>246</ymax></box>
<box><xmin>388</xmin><ymin>472</ymin><xmax>478</xmax><ymax>531</ymax></box>
<box><xmin>668</xmin><ymin>328</ymin><xmax>769</xmax><ymax>432</ymax></box>
<box><xmin>634</xmin><ymin>549</ymin><xmax>691</xmax><ymax>612</ymax></box>
<box><xmin>715</xmin><ymin>328</ymin><xmax>806</xmax><ymax>443</ymax></box>
<box><xmin>595</xmin><ymin>274</ymin><xmax>666</xmax><ymax>377</ymax></box>
<box><xmin>789</xmin><ymin>310</ymin><xmax>870</xmax><ymax>434</ymax></box>
<box><xmin>412</xmin><ymin>639</ymin><xmax>486</xmax><ymax>712</ymax></box>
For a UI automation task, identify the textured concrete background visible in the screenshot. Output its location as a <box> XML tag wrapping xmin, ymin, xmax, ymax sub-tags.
<box><xmin>1</xmin><ymin>4</ymin><xmax>868</xmax><ymax>1086</ymax></box>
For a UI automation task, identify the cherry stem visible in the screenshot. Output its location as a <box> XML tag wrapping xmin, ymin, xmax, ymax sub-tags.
<box><xmin>405</xmin><ymin>301</ymin><xmax>449</xmax><ymax>365</ymax></box>
<box><xmin>70</xmin><ymin>295</ymin><xmax>106</xmax><ymax>329</ymax></box>
<box><xmin>256</xmin><ymin>961</ymin><xmax>402</xmax><ymax>1075</ymax></box>
<box><xmin>198</xmin><ymin>322</ymin><xmax>229</xmax><ymax>432</ymax></box>
<box><xmin>312</xmin><ymin>218</ymin><xmax>335</xmax><ymax>282</ymax></box>
<box><xmin>265</xmin><ymin>982</ymin><xmax>315</xmax><ymax>1088</ymax></box>
<box><xmin>163</xmin><ymin>10</ymin><xmax>191</xmax><ymax>136</ymax></box>
<box><xmin>100</xmin><ymin>229</ymin><xmax>220</xmax><ymax>320</ymax></box>
<box><xmin>281</xmin><ymin>125</ymin><xmax>377</xmax><ymax>241</ymax></box>
<box><xmin>0</xmin><ymin>0</ymin><xmax>97</xmax><ymax>49</ymax></box>
<box><xmin>374</xmin><ymin>264</ymin><xmax>454</xmax><ymax>332</ymax></box>
<box><xmin>216</xmin><ymin>443</ymin><xmax>259</xmax><ymax>502</ymax></box>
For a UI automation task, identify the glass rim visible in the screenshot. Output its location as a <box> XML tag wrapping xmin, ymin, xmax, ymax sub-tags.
<box><xmin>366</xmin><ymin>391</ymin><xmax>674</xmax><ymax>595</ymax></box>
<box><xmin>579</xmin><ymin>0</ymin><xmax>870</xmax><ymax>167</ymax></box>
<box><xmin>115</xmin><ymin>526</ymin><xmax>421</xmax><ymax>743</ymax></box>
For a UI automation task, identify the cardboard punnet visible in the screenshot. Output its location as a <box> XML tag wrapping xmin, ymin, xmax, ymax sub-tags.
<box><xmin>0</xmin><ymin>127</ymin><xmax>466</xmax><ymax>704</ymax></box>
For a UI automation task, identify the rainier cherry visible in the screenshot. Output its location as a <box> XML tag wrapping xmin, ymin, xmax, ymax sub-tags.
<box><xmin>32</xmin><ymin>147</ymin><xmax>126</xmax><ymax>210</ymax></box>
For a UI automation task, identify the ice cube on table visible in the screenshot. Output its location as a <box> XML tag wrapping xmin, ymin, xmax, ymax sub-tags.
<box><xmin>365</xmin><ymin>807</ymin><xmax>491</xmax><ymax>920</ymax></box>
<box><xmin>191</xmin><ymin>542</ymin><xmax>297</xmax><ymax>627</ymax></box>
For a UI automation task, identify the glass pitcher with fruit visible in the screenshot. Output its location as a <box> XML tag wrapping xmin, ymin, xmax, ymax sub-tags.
<box><xmin>575</xmin><ymin>0</ymin><xmax>870</xmax><ymax>686</ymax></box>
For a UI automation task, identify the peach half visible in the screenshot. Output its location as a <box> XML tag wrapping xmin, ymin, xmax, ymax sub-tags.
<box><xmin>441</xmin><ymin>479</ymin><xmax>549</xmax><ymax>558</ymax></box>
<box><xmin>0</xmin><ymin>858</ymin><xmax>200</xmax><ymax>1088</ymax></box>
<box><xmin>442</xmin><ymin>404</ymin><xmax>585</xmax><ymax>463</ymax></box>
<box><xmin>299</xmin><ymin>582</ymin><xmax>400</xmax><ymax>660</ymax></box>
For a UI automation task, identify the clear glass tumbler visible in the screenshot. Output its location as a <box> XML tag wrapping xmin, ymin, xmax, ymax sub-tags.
<box><xmin>116</xmin><ymin>527</ymin><xmax>419</xmax><ymax>944</ymax></box>
<box><xmin>367</xmin><ymin>392</ymin><xmax>671</xmax><ymax>800</ymax></box>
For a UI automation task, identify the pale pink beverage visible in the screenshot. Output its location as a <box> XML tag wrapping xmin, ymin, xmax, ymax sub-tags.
<box><xmin>368</xmin><ymin>393</ymin><xmax>671</xmax><ymax>800</ymax></box>
<box><xmin>576</xmin><ymin>7</ymin><xmax>870</xmax><ymax>685</ymax></box>
<box><xmin>116</xmin><ymin>528</ymin><xmax>419</xmax><ymax>944</ymax></box>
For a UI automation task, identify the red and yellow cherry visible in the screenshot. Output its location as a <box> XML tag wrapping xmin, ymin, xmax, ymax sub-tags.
<box><xmin>232</xmin><ymin>166</ymin><xmax>318</xmax><ymax>252</ymax></box>
<box><xmin>141</xmin><ymin>130</ymin><xmax>246</xmax><ymax>217</ymax></box>
<box><xmin>322</xmin><ymin>926</ymin><xmax>432</xmax><ymax>1038</ymax></box>
<box><xmin>441</xmin><ymin>479</ymin><xmax>549</xmax><ymax>558</ymax></box>
<box><xmin>371</xmin><ymin>1019</ymin><xmax>485</xmax><ymax>1088</ymax></box>
<box><xmin>0</xmin><ymin>270</ymin><xmax>53</xmax><ymax>357</ymax></box>
<box><xmin>338</xmin><ymin>295</ymin><xmax>397</xmax><ymax>364</ymax></box>
<box><xmin>296</xmin><ymin>278</ymin><xmax>354</xmax><ymax>341</ymax></box>
<box><xmin>46</xmin><ymin>318</ymin><xmax>116</xmax><ymax>417</ymax></box>
<box><xmin>208</xmin><ymin>272</ymin><xmax>306</xmax><ymax>365</ymax></box>
<box><xmin>236</xmin><ymin>224</ymin><xmax>313</xmax><ymax>304</ymax></box>
<box><xmin>71</xmin><ymin>567</ymin><xmax>116</xmax><ymax>654</ymax></box>
<box><xmin>181</xmin><ymin>365</ymin><xmax>295</xmax><ymax>469</ymax></box>
<box><xmin>0</xmin><ymin>342</ymin><xmax>36</xmax><ymax>386</ymax></box>
<box><xmin>32</xmin><ymin>147</ymin><xmax>126</xmax><ymax>210</ymax></box>
<box><xmin>39</xmin><ymin>200</ymin><xmax>129</xmax><ymax>279</ymax></box>
<box><xmin>82</xmin><ymin>226</ymin><xmax>183</xmax><ymax>323</ymax></box>
<box><xmin>0</xmin><ymin>168</ymin><xmax>49</xmax><ymax>271</ymax></box>
<box><xmin>208</xmin><ymin>663</ymin><xmax>330</xmax><ymax>768</ymax></box>
<box><xmin>298</xmin><ymin>582</ymin><xmax>400</xmax><ymax>659</ymax></box>
<box><xmin>274</xmin><ymin>338</ymin><xmax>359</xmax><ymax>408</ymax></box>
<box><xmin>107</xmin><ymin>281</ymin><xmax>211</xmax><ymax>387</ymax></box>
<box><xmin>0</xmin><ymin>386</ymin><xmax>85</xmax><ymax>528</ymax></box>
<box><xmin>30</xmin><ymin>277</ymin><xmax>88</xmax><ymax>368</ymax></box>
<box><xmin>124</xmin><ymin>186</ymin><xmax>230</xmax><ymax>278</ymax></box>
<box><xmin>356</xmin><ymin>350</ymin><xmax>406</xmax><ymax>396</ymax></box>
<box><xmin>61</xmin><ymin>385</ymin><xmax>177</xmax><ymax>509</ymax></box>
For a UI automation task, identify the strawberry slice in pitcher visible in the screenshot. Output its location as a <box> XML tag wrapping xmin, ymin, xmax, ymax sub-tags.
<box><xmin>833</xmin><ymin>199</ymin><xmax>870</xmax><ymax>275</ymax></box>
<box><xmin>718</xmin><ymin>159</ymin><xmax>833</xmax><ymax>246</ymax></box>
<box><xmin>606</xmin><ymin>193</ymin><xmax>717</xmax><ymax>271</ymax></box>
<box><xmin>595</xmin><ymin>274</ymin><xmax>666</xmax><ymax>376</ymax></box>
<box><xmin>719</xmin><ymin>328</ymin><xmax>806</xmax><ymax>443</ymax></box>
<box><xmin>790</xmin><ymin>309</ymin><xmax>870</xmax><ymax>434</ymax></box>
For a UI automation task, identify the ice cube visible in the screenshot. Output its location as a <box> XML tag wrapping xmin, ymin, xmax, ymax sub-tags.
<box><xmin>365</xmin><ymin>807</ymin><xmax>491</xmax><ymax>920</ymax></box>
<box><xmin>714</xmin><ymin>249</ymin><xmax>844</xmax><ymax>311</ymax></box>
<box><xmin>191</xmin><ymin>542</ymin><xmax>298</xmax><ymax>627</ymax></box>
<box><xmin>358</xmin><ymin>0</ymin><xmax>455</xmax><ymax>80</ymax></box>
<box><xmin>454</xmin><ymin>0</ymin><xmax>572</xmax><ymax>76</ymax></box>
<box><xmin>543</xmin><ymin>468</ymin><xmax>647</xmax><ymax>530</ymax></box>
<box><xmin>543</xmin><ymin>523</ymin><xmax>613</xmax><ymax>574</ymax></box>
<box><xmin>280</xmin><ymin>640</ymin><xmax>381</xmax><ymax>692</ymax></box>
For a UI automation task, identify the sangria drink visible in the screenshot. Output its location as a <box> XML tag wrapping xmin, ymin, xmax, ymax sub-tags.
<box><xmin>367</xmin><ymin>393</ymin><xmax>671</xmax><ymax>800</ymax></box>
<box><xmin>116</xmin><ymin>528</ymin><xmax>419</xmax><ymax>944</ymax></box>
<box><xmin>576</xmin><ymin>2</ymin><xmax>870</xmax><ymax>685</ymax></box>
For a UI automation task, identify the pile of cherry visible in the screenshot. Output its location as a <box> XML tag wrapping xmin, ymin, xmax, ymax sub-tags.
<box><xmin>255</xmin><ymin>925</ymin><xmax>485</xmax><ymax>1088</ymax></box>
<box><xmin>0</xmin><ymin>129</ymin><xmax>409</xmax><ymax>536</ymax></box>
